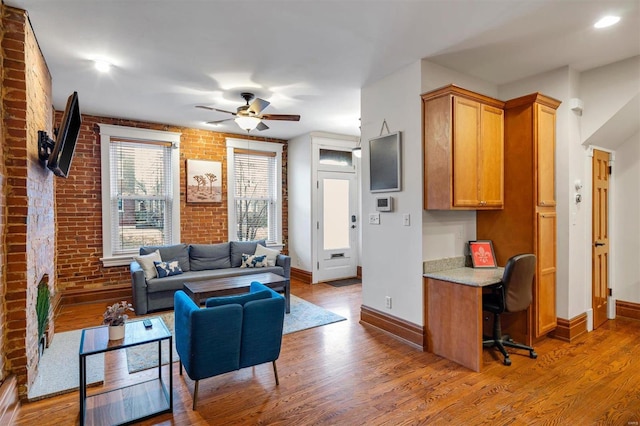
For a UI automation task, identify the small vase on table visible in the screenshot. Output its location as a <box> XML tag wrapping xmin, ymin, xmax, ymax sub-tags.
<box><xmin>108</xmin><ymin>324</ymin><xmax>125</xmax><ymax>340</ymax></box>
<box><xmin>103</xmin><ymin>301</ymin><xmax>133</xmax><ymax>341</ymax></box>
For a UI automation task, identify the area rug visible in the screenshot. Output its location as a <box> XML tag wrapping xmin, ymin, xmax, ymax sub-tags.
<box><xmin>27</xmin><ymin>329</ymin><xmax>104</xmax><ymax>401</ymax></box>
<box><xmin>126</xmin><ymin>294</ymin><xmax>346</xmax><ymax>374</ymax></box>
<box><xmin>325</xmin><ymin>277</ymin><xmax>362</xmax><ymax>287</ymax></box>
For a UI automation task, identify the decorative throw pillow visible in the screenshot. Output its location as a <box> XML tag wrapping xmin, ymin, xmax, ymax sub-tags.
<box><xmin>240</xmin><ymin>253</ymin><xmax>267</xmax><ymax>268</ymax></box>
<box><xmin>254</xmin><ymin>244</ymin><xmax>280</xmax><ymax>267</ymax></box>
<box><xmin>134</xmin><ymin>250</ymin><xmax>162</xmax><ymax>280</ymax></box>
<box><xmin>153</xmin><ymin>260</ymin><xmax>183</xmax><ymax>278</ymax></box>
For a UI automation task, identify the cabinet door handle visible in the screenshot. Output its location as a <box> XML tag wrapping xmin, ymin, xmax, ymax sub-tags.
<box><xmin>595</xmin><ymin>242</ymin><xmax>605</xmax><ymax>247</ymax></box>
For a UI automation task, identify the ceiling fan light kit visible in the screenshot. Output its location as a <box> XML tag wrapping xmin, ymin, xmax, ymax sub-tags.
<box><xmin>235</xmin><ymin>115</ymin><xmax>261</xmax><ymax>131</ymax></box>
<box><xmin>197</xmin><ymin>92</ymin><xmax>300</xmax><ymax>133</ymax></box>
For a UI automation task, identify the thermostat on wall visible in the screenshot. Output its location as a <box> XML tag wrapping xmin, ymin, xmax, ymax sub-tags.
<box><xmin>376</xmin><ymin>196</ymin><xmax>393</xmax><ymax>212</ymax></box>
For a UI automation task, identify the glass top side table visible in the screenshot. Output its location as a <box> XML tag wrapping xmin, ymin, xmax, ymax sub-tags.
<box><xmin>79</xmin><ymin>317</ymin><xmax>173</xmax><ymax>425</ymax></box>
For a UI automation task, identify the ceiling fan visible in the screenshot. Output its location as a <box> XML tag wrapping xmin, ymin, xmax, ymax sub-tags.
<box><xmin>196</xmin><ymin>92</ymin><xmax>300</xmax><ymax>132</ymax></box>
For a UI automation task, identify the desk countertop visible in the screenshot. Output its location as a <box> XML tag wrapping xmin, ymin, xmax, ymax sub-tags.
<box><xmin>423</xmin><ymin>267</ymin><xmax>504</xmax><ymax>287</ymax></box>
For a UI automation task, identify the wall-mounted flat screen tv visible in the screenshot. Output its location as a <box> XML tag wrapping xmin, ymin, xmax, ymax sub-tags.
<box><xmin>49</xmin><ymin>91</ymin><xmax>81</xmax><ymax>177</ymax></box>
<box><xmin>369</xmin><ymin>131</ymin><xmax>402</xmax><ymax>192</ymax></box>
<box><xmin>41</xmin><ymin>91</ymin><xmax>82</xmax><ymax>178</ymax></box>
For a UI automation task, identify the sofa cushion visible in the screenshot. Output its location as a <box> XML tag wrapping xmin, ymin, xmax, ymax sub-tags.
<box><xmin>205</xmin><ymin>289</ymin><xmax>271</xmax><ymax>308</ymax></box>
<box><xmin>189</xmin><ymin>243</ymin><xmax>231</xmax><ymax>271</ymax></box>
<box><xmin>134</xmin><ymin>250</ymin><xmax>162</xmax><ymax>279</ymax></box>
<box><xmin>230</xmin><ymin>240</ymin><xmax>266</xmax><ymax>267</ymax></box>
<box><xmin>154</xmin><ymin>260</ymin><xmax>183</xmax><ymax>278</ymax></box>
<box><xmin>141</xmin><ymin>243</ymin><xmax>190</xmax><ymax>272</ymax></box>
<box><xmin>241</xmin><ymin>253</ymin><xmax>267</xmax><ymax>268</ymax></box>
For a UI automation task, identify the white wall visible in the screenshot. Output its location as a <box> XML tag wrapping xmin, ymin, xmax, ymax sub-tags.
<box><xmin>287</xmin><ymin>134</ymin><xmax>313</xmax><ymax>271</ymax></box>
<box><xmin>580</xmin><ymin>56</ymin><xmax>640</xmax><ymax>313</ymax></box>
<box><xmin>612</xmin><ymin>131</ymin><xmax>640</xmax><ymax>303</ymax></box>
<box><xmin>580</xmin><ymin>56</ymin><xmax>640</xmax><ymax>143</ymax></box>
<box><xmin>361</xmin><ymin>60</ymin><xmax>424</xmax><ymax>324</ymax></box>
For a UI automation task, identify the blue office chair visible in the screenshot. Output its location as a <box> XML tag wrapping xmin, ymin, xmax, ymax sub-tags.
<box><xmin>482</xmin><ymin>253</ymin><xmax>538</xmax><ymax>366</ymax></box>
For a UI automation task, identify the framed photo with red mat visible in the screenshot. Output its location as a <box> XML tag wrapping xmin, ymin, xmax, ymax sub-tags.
<box><xmin>469</xmin><ymin>240</ymin><xmax>497</xmax><ymax>268</ymax></box>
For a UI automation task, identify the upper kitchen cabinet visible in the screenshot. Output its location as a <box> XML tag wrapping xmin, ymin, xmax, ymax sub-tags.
<box><xmin>422</xmin><ymin>85</ymin><xmax>505</xmax><ymax>210</ymax></box>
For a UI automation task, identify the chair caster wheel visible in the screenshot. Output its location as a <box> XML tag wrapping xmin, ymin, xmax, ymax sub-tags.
<box><xmin>530</xmin><ymin>351</ymin><xmax>538</xmax><ymax>359</ymax></box>
<box><xmin>504</xmin><ymin>357</ymin><xmax>512</xmax><ymax>366</ymax></box>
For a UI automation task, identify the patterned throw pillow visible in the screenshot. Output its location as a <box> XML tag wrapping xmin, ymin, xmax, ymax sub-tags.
<box><xmin>240</xmin><ymin>253</ymin><xmax>267</xmax><ymax>268</ymax></box>
<box><xmin>153</xmin><ymin>260</ymin><xmax>183</xmax><ymax>278</ymax></box>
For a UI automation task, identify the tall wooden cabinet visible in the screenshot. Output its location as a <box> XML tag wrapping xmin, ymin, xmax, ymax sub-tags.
<box><xmin>477</xmin><ymin>93</ymin><xmax>561</xmax><ymax>343</ymax></box>
<box><xmin>422</xmin><ymin>85</ymin><xmax>505</xmax><ymax>210</ymax></box>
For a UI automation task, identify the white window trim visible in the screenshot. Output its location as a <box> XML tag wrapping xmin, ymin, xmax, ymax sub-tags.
<box><xmin>99</xmin><ymin>124</ymin><xmax>181</xmax><ymax>267</ymax></box>
<box><xmin>226</xmin><ymin>137</ymin><xmax>283</xmax><ymax>245</ymax></box>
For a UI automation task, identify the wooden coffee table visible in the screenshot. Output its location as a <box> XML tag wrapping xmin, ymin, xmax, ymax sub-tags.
<box><xmin>183</xmin><ymin>272</ymin><xmax>290</xmax><ymax>313</ymax></box>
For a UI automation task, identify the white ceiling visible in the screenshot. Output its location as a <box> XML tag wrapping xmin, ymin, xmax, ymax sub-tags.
<box><xmin>6</xmin><ymin>0</ymin><xmax>640</xmax><ymax>140</ymax></box>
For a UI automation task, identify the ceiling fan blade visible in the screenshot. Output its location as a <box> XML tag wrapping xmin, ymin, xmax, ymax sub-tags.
<box><xmin>256</xmin><ymin>121</ymin><xmax>269</xmax><ymax>131</ymax></box>
<box><xmin>196</xmin><ymin>105</ymin><xmax>236</xmax><ymax>115</ymax></box>
<box><xmin>261</xmin><ymin>114</ymin><xmax>300</xmax><ymax>122</ymax></box>
<box><xmin>206</xmin><ymin>118</ymin><xmax>233</xmax><ymax>124</ymax></box>
<box><xmin>248</xmin><ymin>97</ymin><xmax>270</xmax><ymax>115</ymax></box>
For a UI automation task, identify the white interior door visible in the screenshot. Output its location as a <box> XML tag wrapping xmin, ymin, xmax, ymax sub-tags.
<box><xmin>316</xmin><ymin>171</ymin><xmax>357</xmax><ymax>282</ymax></box>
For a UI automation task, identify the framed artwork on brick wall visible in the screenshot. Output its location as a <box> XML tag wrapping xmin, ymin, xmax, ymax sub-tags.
<box><xmin>186</xmin><ymin>159</ymin><xmax>222</xmax><ymax>203</ymax></box>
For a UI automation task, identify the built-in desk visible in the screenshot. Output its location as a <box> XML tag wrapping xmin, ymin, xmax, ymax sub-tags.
<box><xmin>423</xmin><ymin>266</ymin><xmax>503</xmax><ymax>372</ymax></box>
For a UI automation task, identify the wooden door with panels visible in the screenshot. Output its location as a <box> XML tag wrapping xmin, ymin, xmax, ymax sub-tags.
<box><xmin>592</xmin><ymin>149</ymin><xmax>610</xmax><ymax>329</ymax></box>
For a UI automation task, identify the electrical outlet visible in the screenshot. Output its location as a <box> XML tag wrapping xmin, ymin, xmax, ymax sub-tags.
<box><xmin>385</xmin><ymin>296</ymin><xmax>392</xmax><ymax>309</ymax></box>
<box><xmin>369</xmin><ymin>213</ymin><xmax>380</xmax><ymax>225</ymax></box>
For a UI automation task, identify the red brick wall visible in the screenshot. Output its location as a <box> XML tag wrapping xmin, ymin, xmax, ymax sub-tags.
<box><xmin>2</xmin><ymin>5</ymin><xmax>54</xmax><ymax>397</ymax></box>
<box><xmin>54</xmin><ymin>114</ymin><xmax>288</xmax><ymax>296</ymax></box>
<box><xmin>0</xmin><ymin>4</ymin><xmax>6</xmax><ymax>386</ymax></box>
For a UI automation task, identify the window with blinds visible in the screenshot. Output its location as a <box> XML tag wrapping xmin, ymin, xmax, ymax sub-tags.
<box><xmin>232</xmin><ymin>148</ymin><xmax>278</xmax><ymax>243</ymax></box>
<box><xmin>109</xmin><ymin>140</ymin><xmax>174</xmax><ymax>255</ymax></box>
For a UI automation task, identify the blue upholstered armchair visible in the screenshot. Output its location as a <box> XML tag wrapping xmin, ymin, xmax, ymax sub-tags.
<box><xmin>174</xmin><ymin>282</ymin><xmax>285</xmax><ymax>409</ymax></box>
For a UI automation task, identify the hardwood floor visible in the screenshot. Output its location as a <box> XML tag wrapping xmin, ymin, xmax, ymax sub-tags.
<box><xmin>15</xmin><ymin>279</ymin><xmax>640</xmax><ymax>425</ymax></box>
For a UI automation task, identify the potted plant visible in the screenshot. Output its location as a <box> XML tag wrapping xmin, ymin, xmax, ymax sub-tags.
<box><xmin>103</xmin><ymin>301</ymin><xmax>133</xmax><ymax>340</ymax></box>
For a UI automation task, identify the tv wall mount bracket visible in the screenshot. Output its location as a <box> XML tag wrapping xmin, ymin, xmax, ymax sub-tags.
<box><xmin>38</xmin><ymin>129</ymin><xmax>57</xmax><ymax>162</ymax></box>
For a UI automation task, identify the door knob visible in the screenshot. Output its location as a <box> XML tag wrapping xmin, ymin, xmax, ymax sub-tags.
<box><xmin>594</xmin><ymin>242</ymin><xmax>605</xmax><ymax>247</ymax></box>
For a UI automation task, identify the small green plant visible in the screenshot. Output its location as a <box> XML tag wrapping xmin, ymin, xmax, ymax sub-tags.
<box><xmin>102</xmin><ymin>301</ymin><xmax>134</xmax><ymax>326</ymax></box>
<box><xmin>36</xmin><ymin>280</ymin><xmax>50</xmax><ymax>341</ymax></box>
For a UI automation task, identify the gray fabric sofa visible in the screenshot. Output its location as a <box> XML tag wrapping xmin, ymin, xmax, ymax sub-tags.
<box><xmin>130</xmin><ymin>240</ymin><xmax>290</xmax><ymax>314</ymax></box>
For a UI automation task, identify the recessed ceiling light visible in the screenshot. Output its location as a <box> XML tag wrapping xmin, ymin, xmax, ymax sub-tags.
<box><xmin>94</xmin><ymin>60</ymin><xmax>111</xmax><ymax>72</ymax></box>
<box><xmin>594</xmin><ymin>15</ymin><xmax>620</xmax><ymax>28</ymax></box>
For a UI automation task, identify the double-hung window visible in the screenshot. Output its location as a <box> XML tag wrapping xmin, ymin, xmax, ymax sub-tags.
<box><xmin>226</xmin><ymin>138</ymin><xmax>282</xmax><ymax>246</ymax></box>
<box><xmin>99</xmin><ymin>124</ymin><xmax>181</xmax><ymax>266</ymax></box>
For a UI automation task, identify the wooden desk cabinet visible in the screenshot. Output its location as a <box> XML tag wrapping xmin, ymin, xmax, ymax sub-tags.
<box><xmin>477</xmin><ymin>92</ymin><xmax>561</xmax><ymax>343</ymax></box>
<box><xmin>423</xmin><ymin>267</ymin><xmax>504</xmax><ymax>372</ymax></box>
<box><xmin>422</xmin><ymin>85</ymin><xmax>505</xmax><ymax>210</ymax></box>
